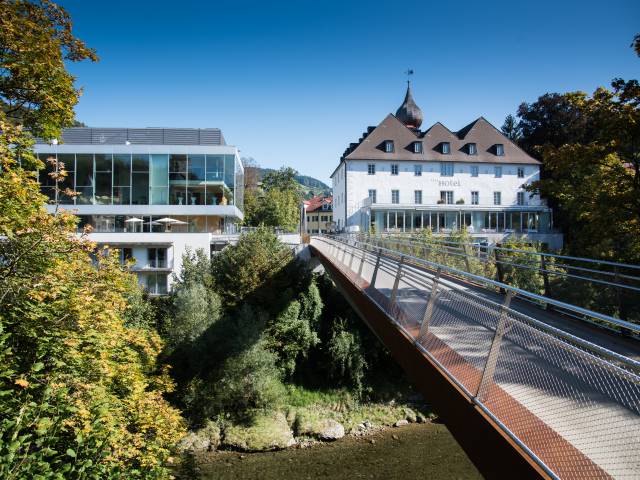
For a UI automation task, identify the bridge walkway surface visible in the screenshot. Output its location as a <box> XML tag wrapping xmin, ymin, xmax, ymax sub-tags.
<box><xmin>310</xmin><ymin>235</ymin><xmax>640</xmax><ymax>480</ymax></box>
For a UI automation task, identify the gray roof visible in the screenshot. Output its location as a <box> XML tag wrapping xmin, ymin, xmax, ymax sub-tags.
<box><xmin>36</xmin><ymin>127</ymin><xmax>226</xmax><ymax>146</ymax></box>
<box><xmin>341</xmin><ymin>114</ymin><xmax>539</xmax><ymax>165</ymax></box>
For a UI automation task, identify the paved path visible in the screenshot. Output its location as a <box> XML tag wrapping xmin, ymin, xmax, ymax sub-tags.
<box><xmin>312</xmin><ymin>238</ymin><xmax>640</xmax><ymax>480</ymax></box>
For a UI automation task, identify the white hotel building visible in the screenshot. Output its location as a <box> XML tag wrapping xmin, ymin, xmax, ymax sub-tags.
<box><xmin>34</xmin><ymin>127</ymin><xmax>244</xmax><ymax>294</ymax></box>
<box><xmin>331</xmin><ymin>85</ymin><xmax>563</xmax><ymax>249</ymax></box>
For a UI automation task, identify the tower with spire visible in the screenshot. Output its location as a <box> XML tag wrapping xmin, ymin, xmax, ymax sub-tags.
<box><xmin>395</xmin><ymin>81</ymin><xmax>423</xmax><ymax>130</ymax></box>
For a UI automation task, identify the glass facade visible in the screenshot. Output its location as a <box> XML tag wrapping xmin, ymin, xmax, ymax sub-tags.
<box><xmin>369</xmin><ymin>209</ymin><xmax>550</xmax><ymax>234</ymax></box>
<box><xmin>37</xmin><ymin>152</ymin><xmax>243</xmax><ymax>210</ymax></box>
<box><xmin>76</xmin><ymin>214</ymin><xmax>236</xmax><ymax>234</ymax></box>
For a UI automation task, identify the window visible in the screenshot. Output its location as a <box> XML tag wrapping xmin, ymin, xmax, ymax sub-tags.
<box><xmin>471</xmin><ymin>165</ymin><xmax>479</xmax><ymax>177</ymax></box>
<box><xmin>517</xmin><ymin>167</ymin><xmax>525</xmax><ymax>178</ymax></box>
<box><xmin>384</xmin><ymin>140</ymin><xmax>394</xmax><ymax>153</ymax></box>
<box><xmin>440</xmin><ymin>163</ymin><xmax>454</xmax><ymax>177</ymax></box>
<box><xmin>414</xmin><ymin>190</ymin><xmax>422</xmax><ymax>204</ymax></box>
<box><xmin>496</xmin><ymin>144</ymin><xmax>504</xmax><ymax>156</ymax></box>
<box><xmin>471</xmin><ymin>191</ymin><xmax>479</xmax><ymax>205</ymax></box>
<box><xmin>391</xmin><ymin>164</ymin><xmax>399</xmax><ymax>175</ymax></box>
<box><xmin>414</xmin><ymin>164</ymin><xmax>422</xmax><ymax>176</ymax></box>
<box><xmin>517</xmin><ymin>191</ymin><xmax>525</xmax><ymax>206</ymax></box>
<box><xmin>494</xmin><ymin>166</ymin><xmax>502</xmax><ymax>178</ymax></box>
<box><xmin>493</xmin><ymin>191</ymin><xmax>501</xmax><ymax>205</ymax></box>
<box><xmin>147</xmin><ymin>248</ymin><xmax>167</xmax><ymax>269</ymax></box>
<box><xmin>413</xmin><ymin>142</ymin><xmax>423</xmax><ymax>153</ymax></box>
<box><xmin>367</xmin><ymin>163</ymin><xmax>376</xmax><ymax>175</ymax></box>
<box><xmin>391</xmin><ymin>190</ymin><xmax>399</xmax><ymax>204</ymax></box>
<box><xmin>442</xmin><ymin>142</ymin><xmax>451</xmax><ymax>154</ymax></box>
<box><xmin>440</xmin><ymin>191</ymin><xmax>453</xmax><ymax>204</ymax></box>
<box><xmin>468</xmin><ymin>143</ymin><xmax>477</xmax><ymax>155</ymax></box>
<box><xmin>368</xmin><ymin>189</ymin><xmax>377</xmax><ymax>203</ymax></box>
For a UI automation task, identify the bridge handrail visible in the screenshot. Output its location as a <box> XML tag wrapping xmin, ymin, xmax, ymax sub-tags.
<box><xmin>366</xmin><ymin>232</ymin><xmax>640</xmax><ymax>272</ymax></box>
<box><xmin>319</xmin><ymin>234</ymin><xmax>640</xmax><ymax>335</ymax></box>
<box><xmin>355</xmin><ymin>233</ymin><xmax>640</xmax><ymax>284</ymax></box>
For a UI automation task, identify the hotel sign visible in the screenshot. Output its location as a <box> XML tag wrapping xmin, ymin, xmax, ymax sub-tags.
<box><xmin>434</xmin><ymin>179</ymin><xmax>461</xmax><ymax>187</ymax></box>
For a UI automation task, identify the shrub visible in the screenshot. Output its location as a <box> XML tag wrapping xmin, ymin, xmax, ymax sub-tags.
<box><xmin>167</xmin><ymin>282</ymin><xmax>222</xmax><ymax>348</ymax></box>
<box><xmin>327</xmin><ymin>320</ymin><xmax>367</xmax><ymax>394</ymax></box>
<box><xmin>211</xmin><ymin>227</ymin><xmax>292</xmax><ymax>308</ymax></box>
<box><xmin>0</xmin><ymin>151</ymin><xmax>184</xmax><ymax>479</ymax></box>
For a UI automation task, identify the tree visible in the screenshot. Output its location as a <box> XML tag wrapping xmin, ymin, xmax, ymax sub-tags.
<box><xmin>0</xmin><ymin>0</ymin><xmax>97</xmax><ymax>145</ymax></box>
<box><xmin>262</xmin><ymin>166</ymin><xmax>299</xmax><ymax>192</ymax></box>
<box><xmin>501</xmin><ymin>114</ymin><xmax>521</xmax><ymax>142</ymax></box>
<box><xmin>633</xmin><ymin>33</ymin><xmax>640</xmax><ymax>57</ymax></box>
<box><xmin>211</xmin><ymin>227</ymin><xmax>292</xmax><ymax>308</ymax></box>
<box><xmin>515</xmin><ymin>92</ymin><xmax>590</xmax><ymax>158</ymax></box>
<box><xmin>525</xmin><ymin>80</ymin><xmax>640</xmax><ymax>263</ymax></box>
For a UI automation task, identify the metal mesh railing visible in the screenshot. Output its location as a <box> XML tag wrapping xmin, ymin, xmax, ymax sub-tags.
<box><xmin>349</xmin><ymin>233</ymin><xmax>640</xmax><ymax>329</ymax></box>
<box><xmin>312</xmin><ymin>235</ymin><xmax>640</xmax><ymax>480</ymax></box>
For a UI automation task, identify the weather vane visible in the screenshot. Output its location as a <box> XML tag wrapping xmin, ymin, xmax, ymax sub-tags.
<box><xmin>405</xmin><ymin>68</ymin><xmax>414</xmax><ymax>85</ymax></box>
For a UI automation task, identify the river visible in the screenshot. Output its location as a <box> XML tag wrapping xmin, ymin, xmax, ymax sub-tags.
<box><xmin>187</xmin><ymin>422</ymin><xmax>482</xmax><ymax>479</ymax></box>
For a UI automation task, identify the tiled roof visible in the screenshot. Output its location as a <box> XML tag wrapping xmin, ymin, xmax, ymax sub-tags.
<box><xmin>341</xmin><ymin>114</ymin><xmax>538</xmax><ymax>165</ymax></box>
<box><xmin>306</xmin><ymin>195</ymin><xmax>332</xmax><ymax>213</ymax></box>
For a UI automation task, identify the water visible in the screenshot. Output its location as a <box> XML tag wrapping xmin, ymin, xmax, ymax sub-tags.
<box><xmin>189</xmin><ymin>422</ymin><xmax>482</xmax><ymax>479</ymax></box>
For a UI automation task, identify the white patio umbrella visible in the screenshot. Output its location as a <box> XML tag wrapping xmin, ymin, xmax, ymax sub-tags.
<box><xmin>155</xmin><ymin>217</ymin><xmax>179</xmax><ymax>224</ymax></box>
<box><xmin>124</xmin><ymin>217</ymin><xmax>144</xmax><ymax>232</ymax></box>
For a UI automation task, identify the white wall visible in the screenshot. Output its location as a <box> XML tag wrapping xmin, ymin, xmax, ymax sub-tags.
<box><xmin>331</xmin><ymin>163</ymin><xmax>347</xmax><ymax>229</ymax></box>
<box><xmin>344</xmin><ymin>160</ymin><xmax>541</xmax><ymax>227</ymax></box>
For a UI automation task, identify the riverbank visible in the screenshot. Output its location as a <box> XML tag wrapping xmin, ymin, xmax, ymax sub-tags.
<box><xmin>181</xmin><ymin>422</ymin><xmax>481</xmax><ymax>479</ymax></box>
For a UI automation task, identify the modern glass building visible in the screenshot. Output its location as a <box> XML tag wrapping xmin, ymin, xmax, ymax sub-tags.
<box><xmin>34</xmin><ymin>127</ymin><xmax>244</xmax><ymax>294</ymax></box>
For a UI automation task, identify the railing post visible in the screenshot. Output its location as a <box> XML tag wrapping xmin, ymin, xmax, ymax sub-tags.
<box><xmin>462</xmin><ymin>243</ymin><xmax>471</xmax><ymax>272</ymax></box>
<box><xmin>357</xmin><ymin>246</ymin><xmax>366</xmax><ymax>277</ymax></box>
<box><xmin>371</xmin><ymin>248</ymin><xmax>382</xmax><ymax>287</ymax></box>
<box><xmin>540</xmin><ymin>255</ymin><xmax>551</xmax><ymax>307</ymax></box>
<box><xmin>614</xmin><ymin>267</ymin><xmax>627</xmax><ymax>321</ymax></box>
<box><xmin>476</xmin><ymin>290</ymin><xmax>515</xmax><ymax>403</ymax></box>
<box><xmin>390</xmin><ymin>255</ymin><xmax>405</xmax><ymax>310</ymax></box>
<box><xmin>494</xmin><ymin>245</ymin><xmax>506</xmax><ymax>294</ymax></box>
<box><xmin>418</xmin><ymin>267</ymin><xmax>442</xmax><ymax>339</ymax></box>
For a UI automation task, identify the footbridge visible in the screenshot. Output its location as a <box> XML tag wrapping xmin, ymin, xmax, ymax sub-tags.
<box><xmin>309</xmin><ymin>235</ymin><xmax>640</xmax><ymax>480</ymax></box>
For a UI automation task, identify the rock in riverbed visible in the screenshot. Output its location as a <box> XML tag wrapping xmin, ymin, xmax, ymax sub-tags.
<box><xmin>223</xmin><ymin>412</ymin><xmax>295</xmax><ymax>452</ymax></box>
<box><xmin>177</xmin><ymin>420</ymin><xmax>221</xmax><ymax>452</ymax></box>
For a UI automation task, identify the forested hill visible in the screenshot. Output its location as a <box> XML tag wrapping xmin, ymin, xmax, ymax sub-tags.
<box><xmin>259</xmin><ymin>167</ymin><xmax>331</xmax><ymax>199</ymax></box>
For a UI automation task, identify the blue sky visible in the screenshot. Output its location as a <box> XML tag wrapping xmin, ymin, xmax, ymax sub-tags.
<box><xmin>62</xmin><ymin>0</ymin><xmax>639</xmax><ymax>184</ymax></box>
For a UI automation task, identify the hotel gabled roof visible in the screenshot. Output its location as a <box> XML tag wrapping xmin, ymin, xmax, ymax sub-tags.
<box><xmin>339</xmin><ymin>114</ymin><xmax>539</xmax><ymax>166</ymax></box>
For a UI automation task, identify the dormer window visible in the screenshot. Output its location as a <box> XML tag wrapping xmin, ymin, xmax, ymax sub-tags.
<box><xmin>467</xmin><ymin>143</ymin><xmax>477</xmax><ymax>155</ymax></box>
<box><xmin>441</xmin><ymin>142</ymin><xmax>451</xmax><ymax>154</ymax></box>
<box><xmin>413</xmin><ymin>142</ymin><xmax>423</xmax><ymax>153</ymax></box>
<box><xmin>384</xmin><ymin>140</ymin><xmax>394</xmax><ymax>153</ymax></box>
<box><xmin>495</xmin><ymin>144</ymin><xmax>504</xmax><ymax>156</ymax></box>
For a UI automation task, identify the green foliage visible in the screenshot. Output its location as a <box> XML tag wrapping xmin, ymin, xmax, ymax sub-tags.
<box><xmin>266</xmin><ymin>288</ymin><xmax>321</xmax><ymax>377</ymax></box>
<box><xmin>173</xmin><ymin>247</ymin><xmax>213</xmax><ymax>290</ymax></box>
<box><xmin>168</xmin><ymin>283</ymin><xmax>222</xmax><ymax>348</ymax></box>
<box><xmin>513</xmin><ymin>79</ymin><xmax>640</xmax><ymax>265</ymax></box>
<box><xmin>0</xmin><ymin>155</ymin><xmax>184</xmax><ymax>478</ymax></box>
<box><xmin>0</xmin><ymin>0</ymin><xmax>97</xmax><ymax>144</ymax></box>
<box><xmin>184</xmin><ymin>342</ymin><xmax>286</xmax><ymax>422</ymax></box>
<box><xmin>211</xmin><ymin>227</ymin><xmax>292</xmax><ymax>308</ymax></box>
<box><xmin>496</xmin><ymin>240</ymin><xmax>545</xmax><ymax>294</ymax></box>
<box><xmin>327</xmin><ymin>321</ymin><xmax>367</xmax><ymax>394</ymax></box>
<box><xmin>242</xmin><ymin>166</ymin><xmax>302</xmax><ymax>230</ymax></box>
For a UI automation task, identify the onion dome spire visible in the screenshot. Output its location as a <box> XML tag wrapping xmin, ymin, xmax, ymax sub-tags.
<box><xmin>395</xmin><ymin>81</ymin><xmax>423</xmax><ymax>129</ymax></box>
